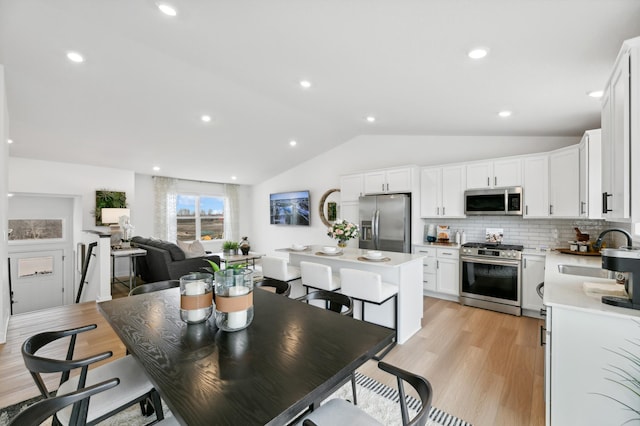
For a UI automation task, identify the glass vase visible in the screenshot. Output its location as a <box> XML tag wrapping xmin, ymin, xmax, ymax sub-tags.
<box><xmin>180</xmin><ymin>273</ymin><xmax>213</xmax><ymax>324</ymax></box>
<box><xmin>214</xmin><ymin>268</ymin><xmax>254</xmax><ymax>331</ymax></box>
<box><xmin>338</xmin><ymin>240</ymin><xmax>348</xmax><ymax>248</ymax></box>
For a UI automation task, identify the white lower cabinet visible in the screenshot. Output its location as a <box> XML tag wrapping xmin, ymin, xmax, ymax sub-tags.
<box><xmin>521</xmin><ymin>254</ymin><xmax>545</xmax><ymax>316</ymax></box>
<box><xmin>414</xmin><ymin>245</ymin><xmax>459</xmax><ymax>297</ymax></box>
<box><xmin>546</xmin><ymin>305</ymin><xmax>640</xmax><ymax>425</ymax></box>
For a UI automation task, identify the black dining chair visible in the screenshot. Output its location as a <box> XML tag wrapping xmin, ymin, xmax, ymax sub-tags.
<box><xmin>254</xmin><ymin>278</ymin><xmax>291</xmax><ymax>297</ymax></box>
<box><xmin>9</xmin><ymin>379</ymin><xmax>120</xmax><ymax>426</ymax></box>
<box><xmin>129</xmin><ymin>280</ymin><xmax>180</xmax><ymax>296</ymax></box>
<box><xmin>302</xmin><ymin>361</ymin><xmax>433</xmax><ymax>426</ymax></box>
<box><xmin>296</xmin><ymin>290</ymin><xmax>356</xmax><ymax>404</ymax></box>
<box><xmin>21</xmin><ymin>324</ymin><xmax>165</xmax><ymax>426</ymax></box>
<box><xmin>296</xmin><ymin>290</ymin><xmax>353</xmax><ymax>316</ymax></box>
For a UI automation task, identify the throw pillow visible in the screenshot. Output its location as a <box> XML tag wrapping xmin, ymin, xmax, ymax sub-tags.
<box><xmin>177</xmin><ymin>240</ymin><xmax>206</xmax><ymax>258</ymax></box>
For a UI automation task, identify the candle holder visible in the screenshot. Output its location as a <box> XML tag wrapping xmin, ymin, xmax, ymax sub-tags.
<box><xmin>180</xmin><ymin>273</ymin><xmax>214</xmax><ymax>324</ymax></box>
<box><xmin>214</xmin><ymin>268</ymin><xmax>254</xmax><ymax>331</ymax></box>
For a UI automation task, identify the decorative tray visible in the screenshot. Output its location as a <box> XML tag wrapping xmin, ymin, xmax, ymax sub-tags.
<box><xmin>556</xmin><ymin>248</ymin><xmax>601</xmax><ymax>256</ymax></box>
<box><xmin>357</xmin><ymin>256</ymin><xmax>391</xmax><ymax>262</ymax></box>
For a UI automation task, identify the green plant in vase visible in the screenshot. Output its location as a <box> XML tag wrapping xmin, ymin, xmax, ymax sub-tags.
<box><xmin>222</xmin><ymin>240</ymin><xmax>239</xmax><ymax>254</ymax></box>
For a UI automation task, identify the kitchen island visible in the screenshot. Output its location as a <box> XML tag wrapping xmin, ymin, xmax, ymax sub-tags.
<box><xmin>543</xmin><ymin>251</ymin><xmax>640</xmax><ymax>426</ymax></box>
<box><xmin>288</xmin><ymin>246</ymin><xmax>424</xmax><ymax>344</ymax></box>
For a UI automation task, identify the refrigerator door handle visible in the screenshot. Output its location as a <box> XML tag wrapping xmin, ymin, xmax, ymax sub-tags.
<box><xmin>374</xmin><ymin>209</ymin><xmax>380</xmax><ymax>249</ymax></box>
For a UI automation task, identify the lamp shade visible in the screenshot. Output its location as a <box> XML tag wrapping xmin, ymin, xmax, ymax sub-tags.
<box><xmin>101</xmin><ymin>208</ymin><xmax>130</xmax><ymax>225</ymax></box>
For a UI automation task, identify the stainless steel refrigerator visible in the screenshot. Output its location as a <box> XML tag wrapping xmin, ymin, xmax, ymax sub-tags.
<box><xmin>358</xmin><ymin>194</ymin><xmax>411</xmax><ymax>253</ymax></box>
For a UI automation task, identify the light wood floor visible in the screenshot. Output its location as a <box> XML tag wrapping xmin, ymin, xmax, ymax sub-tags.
<box><xmin>0</xmin><ymin>293</ymin><xmax>544</xmax><ymax>426</ymax></box>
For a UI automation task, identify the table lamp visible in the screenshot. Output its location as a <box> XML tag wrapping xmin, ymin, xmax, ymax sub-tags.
<box><xmin>101</xmin><ymin>208</ymin><xmax>130</xmax><ymax>247</ymax></box>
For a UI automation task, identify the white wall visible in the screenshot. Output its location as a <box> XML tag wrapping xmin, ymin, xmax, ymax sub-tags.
<box><xmin>251</xmin><ymin>134</ymin><xmax>579</xmax><ymax>255</ymax></box>
<box><xmin>0</xmin><ymin>66</ymin><xmax>9</xmax><ymax>343</ymax></box>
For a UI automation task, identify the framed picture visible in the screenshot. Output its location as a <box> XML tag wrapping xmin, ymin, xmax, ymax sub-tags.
<box><xmin>8</xmin><ymin>219</ymin><xmax>64</xmax><ymax>243</ymax></box>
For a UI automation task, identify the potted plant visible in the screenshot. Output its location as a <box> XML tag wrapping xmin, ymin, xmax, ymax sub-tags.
<box><xmin>222</xmin><ymin>240</ymin><xmax>239</xmax><ymax>255</ymax></box>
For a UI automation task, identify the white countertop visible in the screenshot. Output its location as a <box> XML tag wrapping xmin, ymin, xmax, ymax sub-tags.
<box><xmin>289</xmin><ymin>245</ymin><xmax>425</xmax><ymax>267</ymax></box>
<box><xmin>544</xmin><ymin>251</ymin><xmax>640</xmax><ymax>319</ymax></box>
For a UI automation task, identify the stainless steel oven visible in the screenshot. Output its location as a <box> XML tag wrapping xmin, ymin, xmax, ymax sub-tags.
<box><xmin>459</xmin><ymin>243</ymin><xmax>522</xmax><ymax>316</ymax></box>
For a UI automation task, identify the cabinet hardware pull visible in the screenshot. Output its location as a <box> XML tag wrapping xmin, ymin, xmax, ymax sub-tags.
<box><xmin>580</xmin><ymin>201</ymin><xmax>586</xmax><ymax>215</ymax></box>
<box><xmin>436</xmin><ymin>207</ymin><xmax>440</xmax><ymax>216</ymax></box>
<box><xmin>602</xmin><ymin>192</ymin><xmax>613</xmax><ymax>213</ymax></box>
<box><xmin>494</xmin><ymin>176</ymin><xmax>497</xmax><ymax>186</ymax></box>
<box><xmin>549</xmin><ymin>205</ymin><xmax>553</xmax><ymax>215</ymax></box>
<box><xmin>540</xmin><ymin>325</ymin><xmax>546</xmax><ymax>346</ymax></box>
<box><xmin>382</xmin><ymin>184</ymin><xmax>385</xmax><ymax>192</ymax></box>
<box><xmin>525</xmin><ymin>205</ymin><xmax>528</xmax><ymax>215</ymax></box>
<box><xmin>524</xmin><ymin>258</ymin><xmax>527</xmax><ymax>268</ymax></box>
<box><xmin>487</xmin><ymin>177</ymin><xmax>490</xmax><ymax>187</ymax></box>
<box><xmin>442</xmin><ymin>206</ymin><xmax>445</xmax><ymax>215</ymax></box>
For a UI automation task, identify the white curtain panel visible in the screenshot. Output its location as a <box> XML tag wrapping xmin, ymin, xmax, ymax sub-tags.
<box><xmin>224</xmin><ymin>183</ymin><xmax>239</xmax><ymax>242</ymax></box>
<box><xmin>153</xmin><ymin>176</ymin><xmax>177</xmax><ymax>241</ymax></box>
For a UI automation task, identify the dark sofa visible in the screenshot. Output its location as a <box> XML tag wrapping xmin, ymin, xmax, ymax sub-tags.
<box><xmin>131</xmin><ymin>236</ymin><xmax>221</xmax><ymax>282</ymax></box>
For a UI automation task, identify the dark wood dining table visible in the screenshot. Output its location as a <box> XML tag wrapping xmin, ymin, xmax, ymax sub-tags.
<box><xmin>98</xmin><ymin>287</ymin><xmax>395</xmax><ymax>425</ymax></box>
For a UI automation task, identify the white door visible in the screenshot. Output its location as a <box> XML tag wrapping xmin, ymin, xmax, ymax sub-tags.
<box><xmin>10</xmin><ymin>250</ymin><xmax>65</xmax><ymax>314</ymax></box>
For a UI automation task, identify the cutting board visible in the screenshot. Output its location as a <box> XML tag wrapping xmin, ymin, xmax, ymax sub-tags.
<box><xmin>556</xmin><ymin>248</ymin><xmax>601</xmax><ymax>256</ymax></box>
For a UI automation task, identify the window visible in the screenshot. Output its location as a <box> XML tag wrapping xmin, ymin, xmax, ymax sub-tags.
<box><xmin>176</xmin><ymin>194</ymin><xmax>225</xmax><ymax>241</ymax></box>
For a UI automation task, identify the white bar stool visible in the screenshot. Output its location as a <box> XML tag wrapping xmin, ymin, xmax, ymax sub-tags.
<box><xmin>300</xmin><ymin>261</ymin><xmax>341</xmax><ymax>294</ymax></box>
<box><xmin>261</xmin><ymin>256</ymin><xmax>301</xmax><ymax>282</ymax></box>
<box><xmin>339</xmin><ymin>268</ymin><xmax>398</xmax><ymax>360</ymax></box>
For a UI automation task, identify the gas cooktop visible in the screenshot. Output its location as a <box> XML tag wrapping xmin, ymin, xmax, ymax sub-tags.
<box><xmin>462</xmin><ymin>242</ymin><xmax>524</xmax><ymax>251</ymax></box>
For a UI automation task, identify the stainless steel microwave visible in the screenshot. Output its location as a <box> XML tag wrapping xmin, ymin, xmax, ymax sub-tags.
<box><xmin>464</xmin><ymin>187</ymin><xmax>523</xmax><ymax>216</ymax></box>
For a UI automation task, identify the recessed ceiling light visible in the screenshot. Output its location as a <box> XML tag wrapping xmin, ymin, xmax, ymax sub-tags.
<box><xmin>7</xmin><ymin>193</ymin><xmax>14</xmax><ymax>197</ymax></box>
<box><xmin>157</xmin><ymin>3</ymin><xmax>177</xmax><ymax>16</ymax></box>
<box><xmin>587</xmin><ymin>90</ymin><xmax>603</xmax><ymax>98</ymax></box>
<box><xmin>201</xmin><ymin>115</ymin><xmax>211</xmax><ymax>123</ymax></box>
<box><xmin>299</xmin><ymin>80</ymin><xmax>312</xmax><ymax>89</ymax></box>
<box><xmin>468</xmin><ymin>48</ymin><xmax>489</xmax><ymax>59</ymax></box>
<box><xmin>153</xmin><ymin>166</ymin><xmax>160</xmax><ymax>171</ymax></box>
<box><xmin>7</xmin><ymin>139</ymin><xmax>13</xmax><ymax>144</ymax></box>
<box><xmin>231</xmin><ymin>176</ymin><xmax>237</xmax><ymax>181</ymax></box>
<box><xmin>66</xmin><ymin>51</ymin><xmax>85</xmax><ymax>63</ymax></box>
<box><xmin>289</xmin><ymin>140</ymin><xmax>297</xmax><ymax>147</ymax></box>
<box><xmin>365</xmin><ymin>116</ymin><xmax>376</xmax><ymax>123</ymax></box>
<box><xmin>498</xmin><ymin>110</ymin><xmax>512</xmax><ymax>118</ymax></box>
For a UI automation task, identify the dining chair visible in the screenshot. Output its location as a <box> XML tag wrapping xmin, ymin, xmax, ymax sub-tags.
<box><xmin>296</xmin><ymin>290</ymin><xmax>353</xmax><ymax>316</ymax></box>
<box><xmin>128</xmin><ymin>280</ymin><xmax>180</xmax><ymax>296</ymax></box>
<box><xmin>300</xmin><ymin>261</ymin><xmax>341</xmax><ymax>294</ymax></box>
<box><xmin>9</xmin><ymin>379</ymin><xmax>120</xmax><ymax>426</ymax></box>
<box><xmin>296</xmin><ymin>290</ymin><xmax>357</xmax><ymax>404</ymax></box>
<box><xmin>339</xmin><ymin>268</ymin><xmax>398</xmax><ymax>360</ymax></box>
<box><xmin>261</xmin><ymin>256</ymin><xmax>301</xmax><ymax>282</ymax></box>
<box><xmin>302</xmin><ymin>361</ymin><xmax>433</xmax><ymax>426</ymax></box>
<box><xmin>254</xmin><ymin>278</ymin><xmax>291</xmax><ymax>297</ymax></box>
<box><xmin>9</xmin><ymin>378</ymin><xmax>180</xmax><ymax>426</ymax></box>
<box><xmin>21</xmin><ymin>324</ymin><xmax>165</xmax><ymax>426</ymax></box>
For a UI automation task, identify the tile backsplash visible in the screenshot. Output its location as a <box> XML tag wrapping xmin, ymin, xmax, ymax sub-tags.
<box><xmin>421</xmin><ymin>217</ymin><xmax>632</xmax><ymax>250</ymax></box>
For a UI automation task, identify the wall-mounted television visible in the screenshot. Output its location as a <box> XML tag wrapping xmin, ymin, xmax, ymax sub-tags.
<box><xmin>270</xmin><ymin>190</ymin><xmax>310</xmax><ymax>226</ymax></box>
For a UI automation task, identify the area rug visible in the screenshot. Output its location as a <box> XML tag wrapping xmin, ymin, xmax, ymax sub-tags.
<box><xmin>0</xmin><ymin>372</ymin><xmax>471</xmax><ymax>426</ymax></box>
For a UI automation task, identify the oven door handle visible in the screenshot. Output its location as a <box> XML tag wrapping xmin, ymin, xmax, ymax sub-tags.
<box><xmin>461</xmin><ymin>256</ymin><xmax>520</xmax><ymax>267</ymax></box>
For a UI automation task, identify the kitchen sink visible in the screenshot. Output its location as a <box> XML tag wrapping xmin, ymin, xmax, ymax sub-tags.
<box><xmin>557</xmin><ymin>264</ymin><xmax>612</xmax><ymax>279</ymax></box>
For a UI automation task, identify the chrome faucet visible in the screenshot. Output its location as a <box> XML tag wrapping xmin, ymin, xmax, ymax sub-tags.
<box><xmin>592</xmin><ymin>228</ymin><xmax>633</xmax><ymax>251</ymax></box>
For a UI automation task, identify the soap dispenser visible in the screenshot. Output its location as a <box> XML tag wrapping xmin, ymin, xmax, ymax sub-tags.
<box><xmin>461</xmin><ymin>230</ymin><xmax>466</xmax><ymax>245</ymax></box>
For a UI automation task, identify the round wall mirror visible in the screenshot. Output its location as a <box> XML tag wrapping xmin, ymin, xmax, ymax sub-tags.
<box><xmin>319</xmin><ymin>188</ymin><xmax>340</xmax><ymax>227</ymax></box>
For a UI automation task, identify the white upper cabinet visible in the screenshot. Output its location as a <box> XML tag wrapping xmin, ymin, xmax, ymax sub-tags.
<box><xmin>578</xmin><ymin>129</ymin><xmax>602</xmax><ymax>219</ymax></box>
<box><xmin>601</xmin><ymin>41</ymin><xmax>634</xmax><ymax>221</ymax></box>
<box><xmin>340</xmin><ymin>173</ymin><xmax>364</xmax><ymax>203</ymax></box>
<box><xmin>420</xmin><ymin>165</ymin><xmax>465</xmax><ymax>218</ymax></box>
<box><xmin>466</xmin><ymin>158</ymin><xmax>521</xmax><ymax>189</ymax></box>
<box><xmin>523</xmin><ymin>154</ymin><xmax>549</xmax><ymax>218</ymax></box>
<box><xmin>549</xmin><ymin>146</ymin><xmax>580</xmax><ymax>218</ymax></box>
<box><xmin>363</xmin><ymin>166</ymin><xmax>413</xmax><ymax>194</ymax></box>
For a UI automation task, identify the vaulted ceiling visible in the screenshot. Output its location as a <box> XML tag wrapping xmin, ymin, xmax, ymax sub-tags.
<box><xmin>1</xmin><ymin>0</ymin><xmax>639</xmax><ymax>184</ymax></box>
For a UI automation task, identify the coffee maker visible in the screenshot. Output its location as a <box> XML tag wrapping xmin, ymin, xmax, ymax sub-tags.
<box><xmin>601</xmin><ymin>247</ymin><xmax>640</xmax><ymax>310</ymax></box>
